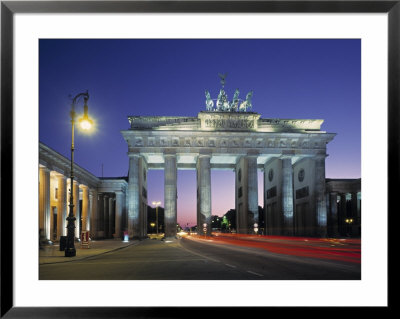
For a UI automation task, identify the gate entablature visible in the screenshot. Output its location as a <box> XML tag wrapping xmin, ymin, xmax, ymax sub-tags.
<box><xmin>122</xmin><ymin>111</ymin><xmax>335</xmax><ymax>170</ymax></box>
<box><xmin>127</xmin><ymin>112</ymin><xmax>325</xmax><ymax>133</ymax></box>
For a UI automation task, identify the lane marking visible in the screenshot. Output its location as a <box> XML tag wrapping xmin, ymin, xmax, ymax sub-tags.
<box><xmin>225</xmin><ymin>264</ymin><xmax>237</xmax><ymax>268</ymax></box>
<box><xmin>177</xmin><ymin>242</ymin><xmax>220</xmax><ymax>263</ymax></box>
<box><xmin>247</xmin><ymin>270</ymin><xmax>264</xmax><ymax>277</ymax></box>
<box><xmin>66</xmin><ymin>258</ymin><xmax>207</xmax><ymax>265</ymax></box>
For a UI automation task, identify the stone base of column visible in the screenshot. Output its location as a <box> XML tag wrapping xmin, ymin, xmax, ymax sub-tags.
<box><xmin>162</xmin><ymin>235</ymin><xmax>179</xmax><ymax>243</ymax></box>
<box><xmin>237</xmin><ymin>227</ymin><xmax>250</xmax><ymax>234</ymax></box>
<box><xmin>282</xmin><ymin>228</ymin><xmax>294</xmax><ymax>237</ymax></box>
<box><xmin>96</xmin><ymin>231</ymin><xmax>105</xmax><ymax>239</ymax></box>
<box><xmin>328</xmin><ymin>225</ymin><xmax>340</xmax><ymax>238</ymax></box>
<box><xmin>317</xmin><ymin>227</ymin><xmax>328</xmax><ymax>238</ymax></box>
<box><xmin>164</xmin><ymin>227</ymin><xmax>177</xmax><ymax>240</ymax></box>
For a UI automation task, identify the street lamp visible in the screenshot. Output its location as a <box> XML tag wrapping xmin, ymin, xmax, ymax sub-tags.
<box><xmin>254</xmin><ymin>223</ymin><xmax>259</xmax><ymax>235</ymax></box>
<box><xmin>65</xmin><ymin>91</ymin><xmax>93</xmax><ymax>257</ymax></box>
<box><xmin>152</xmin><ymin>201</ymin><xmax>161</xmax><ymax>236</ymax></box>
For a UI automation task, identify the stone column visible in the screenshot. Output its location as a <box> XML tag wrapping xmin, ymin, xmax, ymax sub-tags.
<box><xmin>351</xmin><ymin>192</ymin><xmax>358</xmax><ymax>218</ymax></box>
<box><xmin>281</xmin><ymin>157</ymin><xmax>294</xmax><ymax>236</ymax></box>
<box><xmin>141</xmin><ymin>202</ymin><xmax>147</xmax><ymax>239</ymax></box>
<box><xmin>128</xmin><ymin>154</ymin><xmax>140</xmax><ymax>238</ymax></box>
<box><xmin>263</xmin><ymin>163</ymin><xmax>270</xmax><ymax>235</ymax></box>
<box><xmin>357</xmin><ymin>192</ymin><xmax>361</xmax><ymax>220</ymax></box>
<box><xmin>164</xmin><ymin>153</ymin><xmax>177</xmax><ymax>239</ymax></box>
<box><xmin>235</xmin><ymin>158</ymin><xmax>246</xmax><ymax>234</ymax></box>
<box><xmin>39</xmin><ymin>167</ymin><xmax>51</xmax><ymax>240</ymax></box>
<box><xmin>247</xmin><ymin>155</ymin><xmax>259</xmax><ymax>232</ymax></box>
<box><xmin>88</xmin><ymin>193</ymin><xmax>92</xmax><ymax>231</ymax></box>
<box><xmin>351</xmin><ymin>192</ymin><xmax>359</xmax><ymax>236</ymax></box>
<box><xmin>81</xmin><ymin>185</ymin><xmax>89</xmax><ymax>232</ymax></box>
<box><xmin>125</xmin><ymin>192</ymin><xmax>129</xmax><ymax>234</ymax></box>
<box><xmin>109</xmin><ymin>196</ymin><xmax>114</xmax><ymax>237</ymax></box>
<box><xmin>358</xmin><ymin>192</ymin><xmax>361</xmax><ymax>236</ymax></box>
<box><xmin>97</xmin><ymin>193</ymin><xmax>104</xmax><ymax>238</ymax></box>
<box><xmin>115</xmin><ymin>191</ymin><xmax>124</xmax><ymax>238</ymax></box>
<box><xmin>196</xmin><ymin>154</ymin><xmax>211</xmax><ymax>236</ymax></box>
<box><xmin>340</xmin><ymin>193</ymin><xmax>347</xmax><ymax>232</ymax></box>
<box><xmin>57</xmin><ymin>175</ymin><xmax>67</xmax><ymax>238</ymax></box>
<box><xmin>88</xmin><ymin>190</ymin><xmax>93</xmax><ymax>235</ymax></box>
<box><xmin>104</xmin><ymin>194</ymin><xmax>109</xmax><ymax>238</ymax></box>
<box><xmin>139</xmin><ymin>160</ymin><xmax>148</xmax><ymax>239</ymax></box>
<box><xmin>89</xmin><ymin>189</ymin><xmax>98</xmax><ymax>238</ymax></box>
<box><xmin>329</xmin><ymin>192</ymin><xmax>339</xmax><ymax>237</ymax></box>
<box><xmin>235</xmin><ymin>155</ymin><xmax>259</xmax><ymax>234</ymax></box>
<box><xmin>315</xmin><ymin>156</ymin><xmax>328</xmax><ymax>237</ymax></box>
<box><xmin>74</xmin><ymin>181</ymin><xmax>80</xmax><ymax>239</ymax></box>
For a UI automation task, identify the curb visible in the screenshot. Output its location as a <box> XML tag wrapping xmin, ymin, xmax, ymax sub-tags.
<box><xmin>39</xmin><ymin>240</ymin><xmax>139</xmax><ymax>265</ymax></box>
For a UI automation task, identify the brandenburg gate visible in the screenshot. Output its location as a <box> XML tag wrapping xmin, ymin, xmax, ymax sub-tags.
<box><xmin>121</xmin><ymin>78</ymin><xmax>335</xmax><ymax>239</ymax></box>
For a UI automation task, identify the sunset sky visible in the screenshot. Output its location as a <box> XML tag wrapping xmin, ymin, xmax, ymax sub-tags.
<box><xmin>39</xmin><ymin>39</ymin><xmax>361</xmax><ymax>227</ymax></box>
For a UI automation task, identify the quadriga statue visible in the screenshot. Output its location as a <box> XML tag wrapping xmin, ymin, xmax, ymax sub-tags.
<box><xmin>205</xmin><ymin>90</ymin><xmax>214</xmax><ymax>111</ymax></box>
<box><xmin>230</xmin><ymin>88</ymin><xmax>240</xmax><ymax>112</ymax></box>
<box><xmin>239</xmin><ymin>91</ymin><xmax>253</xmax><ymax>112</ymax></box>
<box><xmin>217</xmin><ymin>89</ymin><xmax>229</xmax><ymax>111</ymax></box>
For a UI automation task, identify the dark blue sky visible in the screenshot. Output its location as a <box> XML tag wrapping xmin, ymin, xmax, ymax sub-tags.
<box><xmin>39</xmin><ymin>39</ymin><xmax>361</xmax><ymax>226</ymax></box>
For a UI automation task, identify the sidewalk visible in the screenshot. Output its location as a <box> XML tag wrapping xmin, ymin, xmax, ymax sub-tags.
<box><xmin>39</xmin><ymin>239</ymin><xmax>138</xmax><ymax>265</ymax></box>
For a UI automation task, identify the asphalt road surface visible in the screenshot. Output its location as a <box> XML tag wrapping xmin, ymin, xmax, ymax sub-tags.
<box><xmin>39</xmin><ymin>235</ymin><xmax>361</xmax><ymax>280</ymax></box>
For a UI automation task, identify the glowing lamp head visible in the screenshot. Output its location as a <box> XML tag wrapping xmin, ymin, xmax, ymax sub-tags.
<box><xmin>79</xmin><ymin>115</ymin><xmax>93</xmax><ymax>130</ymax></box>
<box><xmin>79</xmin><ymin>102</ymin><xmax>93</xmax><ymax>131</ymax></box>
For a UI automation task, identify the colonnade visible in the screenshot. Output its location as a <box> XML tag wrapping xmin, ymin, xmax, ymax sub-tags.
<box><xmin>326</xmin><ymin>191</ymin><xmax>361</xmax><ymax>237</ymax></box>
<box><xmin>127</xmin><ymin>152</ymin><xmax>330</xmax><ymax>239</ymax></box>
<box><xmin>39</xmin><ymin>155</ymin><xmax>358</xmax><ymax>242</ymax></box>
<box><xmin>95</xmin><ymin>191</ymin><xmax>126</xmax><ymax>239</ymax></box>
<box><xmin>39</xmin><ymin>141</ymin><xmax>356</xmax><ymax>241</ymax></box>
<box><xmin>39</xmin><ymin>165</ymin><xmax>127</xmax><ymax>242</ymax></box>
<box><xmin>38</xmin><ymin>166</ymin><xmax>95</xmax><ymax>241</ymax></box>
<box><xmin>126</xmin><ymin>152</ymin><xmax>217</xmax><ymax>239</ymax></box>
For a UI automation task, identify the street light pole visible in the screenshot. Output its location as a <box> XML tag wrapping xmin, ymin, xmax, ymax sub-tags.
<box><xmin>156</xmin><ymin>205</ymin><xmax>158</xmax><ymax>235</ymax></box>
<box><xmin>152</xmin><ymin>201</ymin><xmax>161</xmax><ymax>236</ymax></box>
<box><xmin>65</xmin><ymin>91</ymin><xmax>92</xmax><ymax>257</ymax></box>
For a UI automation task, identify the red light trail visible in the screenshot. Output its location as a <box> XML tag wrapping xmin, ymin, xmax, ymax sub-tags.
<box><xmin>187</xmin><ymin>233</ymin><xmax>361</xmax><ymax>264</ymax></box>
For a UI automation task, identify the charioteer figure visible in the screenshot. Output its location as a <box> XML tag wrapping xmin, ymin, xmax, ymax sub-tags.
<box><xmin>204</xmin><ymin>74</ymin><xmax>254</xmax><ymax>113</ymax></box>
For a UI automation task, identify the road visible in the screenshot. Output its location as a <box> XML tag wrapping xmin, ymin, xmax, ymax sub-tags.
<box><xmin>39</xmin><ymin>234</ymin><xmax>361</xmax><ymax>280</ymax></box>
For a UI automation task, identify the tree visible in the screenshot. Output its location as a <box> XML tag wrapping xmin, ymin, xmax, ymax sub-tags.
<box><xmin>221</xmin><ymin>216</ymin><xmax>229</xmax><ymax>232</ymax></box>
<box><xmin>223</xmin><ymin>209</ymin><xmax>236</xmax><ymax>232</ymax></box>
<box><xmin>211</xmin><ymin>215</ymin><xmax>222</xmax><ymax>230</ymax></box>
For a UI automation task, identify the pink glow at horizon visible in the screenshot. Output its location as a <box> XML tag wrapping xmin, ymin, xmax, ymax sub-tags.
<box><xmin>148</xmin><ymin>170</ymin><xmax>241</xmax><ymax>227</ymax></box>
<box><xmin>148</xmin><ymin>165</ymin><xmax>360</xmax><ymax>227</ymax></box>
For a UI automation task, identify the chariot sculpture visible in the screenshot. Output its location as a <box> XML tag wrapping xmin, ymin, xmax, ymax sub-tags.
<box><xmin>204</xmin><ymin>74</ymin><xmax>253</xmax><ymax>112</ymax></box>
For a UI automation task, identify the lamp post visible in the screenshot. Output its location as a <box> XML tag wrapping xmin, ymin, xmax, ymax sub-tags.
<box><xmin>152</xmin><ymin>201</ymin><xmax>161</xmax><ymax>236</ymax></box>
<box><xmin>65</xmin><ymin>91</ymin><xmax>93</xmax><ymax>257</ymax></box>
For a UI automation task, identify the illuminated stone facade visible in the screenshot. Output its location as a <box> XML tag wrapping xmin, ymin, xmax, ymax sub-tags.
<box><xmin>325</xmin><ymin>179</ymin><xmax>361</xmax><ymax>237</ymax></box>
<box><xmin>39</xmin><ymin>112</ymin><xmax>362</xmax><ymax>240</ymax></box>
<box><xmin>121</xmin><ymin>111</ymin><xmax>336</xmax><ymax>238</ymax></box>
<box><xmin>39</xmin><ymin>143</ymin><xmax>127</xmax><ymax>241</ymax></box>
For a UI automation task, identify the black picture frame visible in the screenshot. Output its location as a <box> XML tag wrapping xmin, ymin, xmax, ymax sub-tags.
<box><xmin>1</xmin><ymin>0</ymin><xmax>395</xmax><ymax>317</ymax></box>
